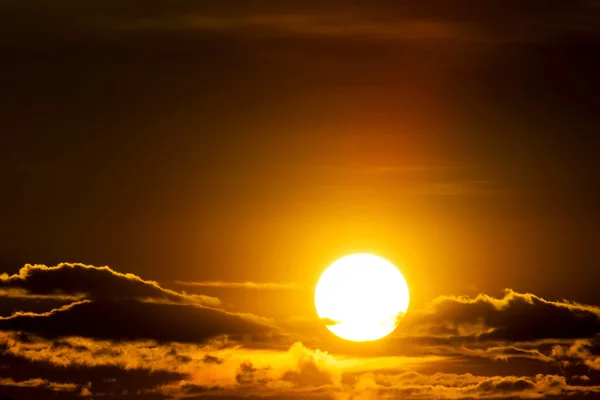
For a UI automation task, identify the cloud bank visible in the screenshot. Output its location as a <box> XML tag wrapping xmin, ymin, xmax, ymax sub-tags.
<box><xmin>3</xmin><ymin>264</ymin><xmax>600</xmax><ymax>399</ymax></box>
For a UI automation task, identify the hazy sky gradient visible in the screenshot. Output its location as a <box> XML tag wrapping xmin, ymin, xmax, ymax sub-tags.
<box><xmin>1</xmin><ymin>1</ymin><xmax>600</xmax><ymax>399</ymax></box>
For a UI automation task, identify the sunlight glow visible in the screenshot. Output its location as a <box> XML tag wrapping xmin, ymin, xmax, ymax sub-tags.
<box><xmin>315</xmin><ymin>254</ymin><xmax>409</xmax><ymax>342</ymax></box>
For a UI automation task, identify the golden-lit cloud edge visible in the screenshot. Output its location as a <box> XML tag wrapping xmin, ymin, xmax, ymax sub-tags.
<box><xmin>0</xmin><ymin>262</ymin><xmax>220</xmax><ymax>305</ymax></box>
<box><xmin>2</xmin><ymin>329</ymin><xmax>600</xmax><ymax>399</ymax></box>
<box><xmin>2</xmin><ymin>263</ymin><xmax>600</xmax><ymax>399</ymax></box>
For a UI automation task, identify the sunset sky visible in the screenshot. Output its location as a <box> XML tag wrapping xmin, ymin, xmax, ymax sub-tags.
<box><xmin>1</xmin><ymin>1</ymin><xmax>600</xmax><ymax>399</ymax></box>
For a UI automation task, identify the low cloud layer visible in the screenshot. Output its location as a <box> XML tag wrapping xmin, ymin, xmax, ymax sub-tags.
<box><xmin>339</xmin><ymin>371</ymin><xmax>600</xmax><ymax>400</ymax></box>
<box><xmin>3</xmin><ymin>264</ymin><xmax>600</xmax><ymax>399</ymax></box>
<box><xmin>3</xmin><ymin>329</ymin><xmax>599</xmax><ymax>400</ymax></box>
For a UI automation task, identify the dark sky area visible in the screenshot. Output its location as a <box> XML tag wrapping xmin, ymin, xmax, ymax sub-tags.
<box><xmin>1</xmin><ymin>2</ymin><xmax>600</xmax><ymax>399</ymax></box>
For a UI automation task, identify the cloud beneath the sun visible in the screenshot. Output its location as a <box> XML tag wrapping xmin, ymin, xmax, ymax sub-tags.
<box><xmin>4</xmin><ymin>326</ymin><xmax>600</xmax><ymax>399</ymax></box>
<box><xmin>3</xmin><ymin>263</ymin><xmax>600</xmax><ymax>399</ymax></box>
<box><xmin>338</xmin><ymin>371</ymin><xmax>600</xmax><ymax>400</ymax></box>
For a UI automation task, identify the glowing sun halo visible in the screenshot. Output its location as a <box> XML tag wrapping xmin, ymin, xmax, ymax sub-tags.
<box><xmin>315</xmin><ymin>254</ymin><xmax>409</xmax><ymax>342</ymax></box>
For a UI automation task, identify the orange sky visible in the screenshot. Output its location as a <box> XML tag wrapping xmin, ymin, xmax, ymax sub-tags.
<box><xmin>1</xmin><ymin>1</ymin><xmax>600</xmax><ymax>399</ymax></box>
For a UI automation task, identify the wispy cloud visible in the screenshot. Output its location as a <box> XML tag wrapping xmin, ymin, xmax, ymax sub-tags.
<box><xmin>122</xmin><ymin>14</ymin><xmax>464</xmax><ymax>42</ymax></box>
<box><xmin>0</xmin><ymin>377</ymin><xmax>82</xmax><ymax>393</ymax></box>
<box><xmin>175</xmin><ymin>280</ymin><xmax>303</xmax><ymax>290</ymax></box>
<box><xmin>5</xmin><ymin>0</ymin><xmax>599</xmax><ymax>45</ymax></box>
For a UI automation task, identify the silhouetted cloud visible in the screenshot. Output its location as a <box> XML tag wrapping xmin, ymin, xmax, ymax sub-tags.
<box><xmin>0</xmin><ymin>377</ymin><xmax>79</xmax><ymax>392</ymax></box>
<box><xmin>203</xmin><ymin>354</ymin><xmax>225</xmax><ymax>364</ymax></box>
<box><xmin>0</xmin><ymin>294</ymin><xmax>77</xmax><ymax>318</ymax></box>
<box><xmin>405</xmin><ymin>289</ymin><xmax>600</xmax><ymax>342</ymax></box>
<box><xmin>341</xmin><ymin>371</ymin><xmax>600</xmax><ymax>399</ymax></box>
<box><xmin>3</xmin><ymin>261</ymin><xmax>600</xmax><ymax>399</ymax></box>
<box><xmin>0</xmin><ymin>299</ymin><xmax>274</xmax><ymax>343</ymax></box>
<box><xmin>552</xmin><ymin>337</ymin><xmax>600</xmax><ymax>370</ymax></box>
<box><xmin>235</xmin><ymin>360</ymin><xmax>266</xmax><ymax>386</ymax></box>
<box><xmin>0</xmin><ymin>348</ymin><xmax>185</xmax><ymax>395</ymax></box>
<box><xmin>3</xmin><ymin>327</ymin><xmax>600</xmax><ymax>400</ymax></box>
<box><xmin>0</xmin><ymin>263</ymin><xmax>219</xmax><ymax>305</ymax></box>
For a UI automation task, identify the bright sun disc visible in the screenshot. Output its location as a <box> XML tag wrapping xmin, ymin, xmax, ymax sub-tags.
<box><xmin>315</xmin><ymin>254</ymin><xmax>409</xmax><ymax>342</ymax></box>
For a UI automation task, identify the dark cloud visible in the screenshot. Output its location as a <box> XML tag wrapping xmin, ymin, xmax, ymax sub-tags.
<box><xmin>3</xmin><ymin>261</ymin><xmax>600</xmax><ymax>400</ymax></box>
<box><xmin>0</xmin><ymin>385</ymin><xmax>165</xmax><ymax>400</ymax></box>
<box><xmin>0</xmin><ymin>330</ymin><xmax>342</xmax><ymax>399</ymax></box>
<box><xmin>0</xmin><ymin>377</ymin><xmax>80</xmax><ymax>393</ymax></box>
<box><xmin>203</xmin><ymin>354</ymin><xmax>225</xmax><ymax>364</ymax></box>
<box><xmin>0</xmin><ymin>299</ymin><xmax>273</xmax><ymax>343</ymax></box>
<box><xmin>552</xmin><ymin>337</ymin><xmax>600</xmax><ymax>370</ymax></box>
<box><xmin>176</xmin><ymin>383</ymin><xmax>222</xmax><ymax>395</ymax></box>
<box><xmin>476</xmin><ymin>376</ymin><xmax>535</xmax><ymax>393</ymax></box>
<box><xmin>0</xmin><ymin>350</ymin><xmax>185</xmax><ymax>395</ymax></box>
<box><xmin>3</xmin><ymin>327</ymin><xmax>600</xmax><ymax>400</ymax></box>
<box><xmin>0</xmin><ymin>386</ymin><xmax>80</xmax><ymax>400</ymax></box>
<box><xmin>342</xmin><ymin>371</ymin><xmax>600</xmax><ymax>399</ymax></box>
<box><xmin>0</xmin><ymin>295</ymin><xmax>75</xmax><ymax>317</ymax></box>
<box><xmin>0</xmin><ymin>263</ymin><xmax>219</xmax><ymax>305</ymax></box>
<box><xmin>236</xmin><ymin>360</ymin><xmax>267</xmax><ymax>386</ymax></box>
<box><xmin>406</xmin><ymin>290</ymin><xmax>600</xmax><ymax>342</ymax></box>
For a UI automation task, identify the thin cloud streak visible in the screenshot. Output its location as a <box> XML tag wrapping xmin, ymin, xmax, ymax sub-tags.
<box><xmin>175</xmin><ymin>281</ymin><xmax>304</xmax><ymax>290</ymax></box>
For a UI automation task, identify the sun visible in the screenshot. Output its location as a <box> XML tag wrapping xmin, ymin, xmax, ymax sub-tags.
<box><xmin>315</xmin><ymin>254</ymin><xmax>409</xmax><ymax>342</ymax></box>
